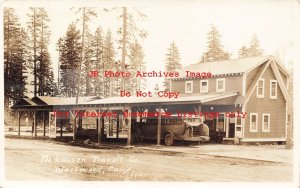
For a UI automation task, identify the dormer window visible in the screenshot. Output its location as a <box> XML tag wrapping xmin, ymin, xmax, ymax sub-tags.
<box><xmin>256</xmin><ymin>78</ymin><xmax>264</xmax><ymax>98</ymax></box>
<box><xmin>185</xmin><ymin>81</ymin><xmax>193</xmax><ymax>93</ymax></box>
<box><xmin>270</xmin><ymin>80</ymin><xmax>277</xmax><ymax>99</ymax></box>
<box><xmin>216</xmin><ymin>78</ymin><xmax>225</xmax><ymax>92</ymax></box>
<box><xmin>200</xmin><ymin>80</ymin><xmax>208</xmax><ymax>93</ymax></box>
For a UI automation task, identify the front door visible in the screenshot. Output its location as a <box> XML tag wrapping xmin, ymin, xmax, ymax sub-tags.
<box><xmin>229</xmin><ymin>123</ymin><xmax>235</xmax><ymax>138</ymax></box>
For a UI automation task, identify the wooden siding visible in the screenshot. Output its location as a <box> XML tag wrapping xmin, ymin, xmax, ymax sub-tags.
<box><xmin>244</xmin><ymin>66</ymin><xmax>286</xmax><ymax>139</ymax></box>
<box><xmin>171</xmin><ymin>76</ymin><xmax>243</xmax><ymax>94</ymax></box>
<box><xmin>171</xmin><ymin>79</ymin><xmax>199</xmax><ymax>94</ymax></box>
<box><xmin>246</xmin><ymin>64</ymin><xmax>263</xmax><ymax>91</ymax></box>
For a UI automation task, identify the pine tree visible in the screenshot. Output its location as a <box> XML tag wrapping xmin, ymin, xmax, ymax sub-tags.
<box><xmin>248</xmin><ymin>34</ymin><xmax>263</xmax><ymax>56</ymax></box>
<box><xmin>44</xmin><ymin>69</ymin><xmax>58</xmax><ymax>96</ymax></box>
<box><xmin>202</xmin><ymin>25</ymin><xmax>229</xmax><ymax>62</ymax></box>
<box><xmin>92</xmin><ymin>27</ymin><xmax>104</xmax><ymax>97</ymax></box>
<box><xmin>82</xmin><ymin>30</ymin><xmax>94</xmax><ymax>96</ymax></box>
<box><xmin>37</xmin><ymin>8</ymin><xmax>51</xmax><ymax>96</ymax></box>
<box><xmin>128</xmin><ymin>40</ymin><xmax>147</xmax><ymax>92</ymax></box>
<box><xmin>27</xmin><ymin>8</ymin><xmax>53</xmax><ymax>97</ymax></box>
<box><xmin>238</xmin><ymin>34</ymin><xmax>263</xmax><ymax>58</ymax></box>
<box><xmin>238</xmin><ymin>45</ymin><xmax>249</xmax><ymax>58</ymax></box>
<box><xmin>59</xmin><ymin>23</ymin><xmax>82</xmax><ymax>97</ymax></box>
<box><xmin>37</xmin><ymin>50</ymin><xmax>52</xmax><ymax>96</ymax></box>
<box><xmin>164</xmin><ymin>42</ymin><xmax>181</xmax><ymax>91</ymax></box>
<box><xmin>73</xmin><ymin>7</ymin><xmax>97</xmax><ymax>102</ymax></box>
<box><xmin>4</xmin><ymin>8</ymin><xmax>27</xmax><ymax>109</ymax></box>
<box><xmin>103</xmin><ymin>30</ymin><xmax>116</xmax><ymax>97</ymax></box>
<box><xmin>117</xmin><ymin>7</ymin><xmax>147</xmax><ymax>92</ymax></box>
<box><xmin>27</xmin><ymin>8</ymin><xmax>40</xmax><ymax>97</ymax></box>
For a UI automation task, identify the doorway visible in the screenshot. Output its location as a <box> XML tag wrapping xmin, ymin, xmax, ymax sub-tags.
<box><xmin>228</xmin><ymin>123</ymin><xmax>235</xmax><ymax>138</ymax></box>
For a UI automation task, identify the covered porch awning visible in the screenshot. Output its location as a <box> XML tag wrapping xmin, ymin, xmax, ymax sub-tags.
<box><xmin>12</xmin><ymin>92</ymin><xmax>240</xmax><ymax>110</ymax></box>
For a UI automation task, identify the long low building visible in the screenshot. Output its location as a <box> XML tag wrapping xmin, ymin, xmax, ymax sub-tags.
<box><xmin>12</xmin><ymin>92</ymin><xmax>239</xmax><ymax>144</ymax></box>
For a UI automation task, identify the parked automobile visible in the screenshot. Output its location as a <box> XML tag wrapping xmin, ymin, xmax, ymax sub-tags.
<box><xmin>133</xmin><ymin>116</ymin><xmax>210</xmax><ymax>146</ymax></box>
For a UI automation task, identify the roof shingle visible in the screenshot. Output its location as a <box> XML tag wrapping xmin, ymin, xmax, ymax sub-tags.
<box><xmin>176</xmin><ymin>55</ymin><xmax>271</xmax><ymax>78</ymax></box>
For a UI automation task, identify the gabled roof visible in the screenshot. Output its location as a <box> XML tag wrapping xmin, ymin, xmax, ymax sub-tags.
<box><xmin>13</xmin><ymin>98</ymin><xmax>37</xmax><ymax>106</ymax></box>
<box><xmin>241</xmin><ymin>56</ymin><xmax>291</xmax><ymax>105</ymax></box>
<box><xmin>174</xmin><ymin>55</ymin><xmax>272</xmax><ymax>79</ymax></box>
<box><xmin>12</xmin><ymin>96</ymin><xmax>102</xmax><ymax>108</ymax></box>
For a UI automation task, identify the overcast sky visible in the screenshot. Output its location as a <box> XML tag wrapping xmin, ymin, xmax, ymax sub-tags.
<box><xmin>3</xmin><ymin>0</ymin><xmax>300</xmax><ymax>94</ymax></box>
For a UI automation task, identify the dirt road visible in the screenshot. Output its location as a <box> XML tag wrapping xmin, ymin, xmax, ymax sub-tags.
<box><xmin>5</xmin><ymin>138</ymin><xmax>292</xmax><ymax>181</ymax></box>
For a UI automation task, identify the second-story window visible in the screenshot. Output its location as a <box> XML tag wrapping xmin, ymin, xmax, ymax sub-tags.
<box><xmin>270</xmin><ymin>80</ymin><xmax>277</xmax><ymax>99</ymax></box>
<box><xmin>200</xmin><ymin>80</ymin><xmax>208</xmax><ymax>93</ymax></box>
<box><xmin>256</xmin><ymin>78</ymin><xmax>265</xmax><ymax>98</ymax></box>
<box><xmin>185</xmin><ymin>81</ymin><xmax>193</xmax><ymax>93</ymax></box>
<box><xmin>216</xmin><ymin>78</ymin><xmax>225</xmax><ymax>92</ymax></box>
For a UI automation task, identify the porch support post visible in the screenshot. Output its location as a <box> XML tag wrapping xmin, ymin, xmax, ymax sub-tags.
<box><xmin>102</xmin><ymin>118</ymin><xmax>105</xmax><ymax>140</ymax></box>
<box><xmin>98</xmin><ymin>108</ymin><xmax>102</xmax><ymax>144</ymax></box>
<box><xmin>157</xmin><ymin>107</ymin><xmax>162</xmax><ymax>146</ymax></box>
<box><xmin>96</xmin><ymin>109</ymin><xmax>99</xmax><ymax>131</ymax></box>
<box><xmin>73</xmin><ymin>117</ymin><xmax>76</xmax><ymax>140</ymax></box>
<box><xmin>116</xmin><ymin>112</ymin><xmax>120</xmax><ymax>140</ymax></box>
<box><xmin>18</xmin><ymin>110</ymin><xmax>21</xmax><ymax>136</ymax></box>
<box><xmin>34</xmin><ymin>110</ymin><xmax>37</xmax><ymax>138</ymax></box>
<box><xmin>127</xmin><ymin>107</ymin><xmax>132</xmax><ymax>146</ymax></box>
<box><xmin>72</xmin><ymin>109</ymin><xmax>77</xmax><ymax>141</ymax></box>
<box><xmin>60</xmin><ymin>117</ymin><xmax>63</xmax><ymax>138</ymax></box>
<box><xmin>109</xmin><ymin>114</ymin><xmax>112</xmax><ymax>136</ymax></box>
<box><xmin>43</xmin><ymin>111</ymin><xmax>46</xmax><ymax>136</ymax></box>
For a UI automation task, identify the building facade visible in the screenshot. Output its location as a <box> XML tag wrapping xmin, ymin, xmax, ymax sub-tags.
<box><xmin>170</xmin><ymin>56</ymin><xmax>291</xmax><ymax>144</ymax></box>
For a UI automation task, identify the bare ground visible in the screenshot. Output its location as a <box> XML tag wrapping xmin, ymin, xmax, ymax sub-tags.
<box><xmin>5</xmin><ymin>138</ymin><xmax>293</xmax><ymax>181</ymax></box>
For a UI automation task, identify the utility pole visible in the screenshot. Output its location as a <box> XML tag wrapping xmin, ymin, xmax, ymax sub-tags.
<box><xmin>74</xmin><ymin>7</ymin><xmax>86</xmax><ymax>141</ymax></box>
<box><xmin>76</xmin><ymin>7</ymin><xmax>86</xmax><ymax>104</ymax></box>
<box><xmin>57</xmin><ymin>38</ymin><xmax>63</xmax><ymax>95</ymax></box>
<box><xmin>102</xmin><ymin>54</ymin><xmax>105</xmax><ymax>97</ymax></box>
<box><xmin>121</xmin><ymin>7</ymin><xmax>127</xmax><ymax>92</ymax></box>
<box><xmin>33</xmin><ymin>8</ymin><xmax>37</xmax><ymax>97</ymax></box>
<box><xmin>40</xmin><ymin>10</ymin><xmax>44</xmax><ymax>96</ymax></box>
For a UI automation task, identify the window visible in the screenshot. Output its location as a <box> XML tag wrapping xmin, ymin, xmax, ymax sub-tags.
<box><xmin>186</xmin><ymin>117</ymin><xmax>204</xmax><ymax>124</ymax></box>
<box><xmin>216</xmin><ymin>78</ymin><xmax>225</xmax><ymax>92</ymax></box>
<box><xmin>235</xmin><ymin>116</ymin><xmax>242</xmax><ymax>132</ymax></box>
<box><xmin>270</xmin><ymin>80</ymin><xmax>277</xmax><ymax>99</ymax></box>
<box><xmin>250</xmin><ymin>113</ymin><xmax>258</xmax><ymax>132</ymax></box>
<box><xmin>185</xmin><ymin>81</ymin><xmax>193</xmax><ymax>93</ymax></box>
<box><xmin>200</xmin><ymin>80</ymin><xmax>208</xmax><ymax>93</ymax></box>
<box><xmin>262</xmin><ymin>113</ymin><xmax>270</xmax><ymax>132</ymax></box>
<box><xmin>256</xmin><ymin>79</ymin><xmax>265</xmax><ymax>98</ymax></box>
<box><xmin>236</xmin><ymin>116</ymin><xmax>242</xmax><ymax>126</ymax></box>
